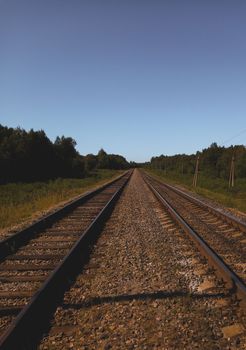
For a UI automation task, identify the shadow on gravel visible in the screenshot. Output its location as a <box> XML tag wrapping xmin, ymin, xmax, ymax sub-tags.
<box><xmin>62</xmin><ymin>290</ymin><xmax>231</xmax><ymax>309</ymax></box>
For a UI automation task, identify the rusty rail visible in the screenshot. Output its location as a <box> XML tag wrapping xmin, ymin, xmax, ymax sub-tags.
<box><xmin>143</xmin><ymin>171</ymin><xmax>246</xmax><ymax>233</ymax></box>
<box><xmin>0</xmin><ymin>171</ymin><xmax>130</xmax><ymax>262</ymax></box>
<box><xmin>143</xmin><ymin>173</ymin><xmax>246</xmax><ymax>309</ymax></box>
<box><xmin>0</xmin><ymin>171</ymin><xmax>132</xmax><ymax>349</ymax></box>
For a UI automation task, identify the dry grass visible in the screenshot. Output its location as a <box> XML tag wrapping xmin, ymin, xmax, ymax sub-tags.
<box><xmin>145</xmin><ymin>169</ymin><xmax>246</xmax><ymax>214</ymax></box>
<box><xmin>0</xmin><ymin>170</ymin><xmax>122</xmax><ymax>231</ymax></box>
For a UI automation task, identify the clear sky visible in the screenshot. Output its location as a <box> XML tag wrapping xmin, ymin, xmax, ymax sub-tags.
<box><xmin>0</xmin><ymin>0</ymin><xmax>246</xmax><ymax>162</ymax></box>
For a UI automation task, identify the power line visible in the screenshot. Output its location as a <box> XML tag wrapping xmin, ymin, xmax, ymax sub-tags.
<box><xmin>221</xmin><ymin>128</ymin><xmax>246</xmax><ymax>146</ymax></box>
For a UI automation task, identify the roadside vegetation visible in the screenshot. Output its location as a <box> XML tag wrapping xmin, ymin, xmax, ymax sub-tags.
<box><xmin>0</xmin><ymin>124</ymin><xmax>130</xmax><ymax>183</ymax></box>
<box><xmin>0</xmin><ymin>170</ymin><xmax>122</xmax><ymax>231</ymax></box>
<box><xmin>146</xmin><ymin>142</ymin><xmax>246</xmax><ymax>214</ymax></box>
<box><xmin>0</xmin><ymin>124</ymin><xmax>131</xmax><ymax>231</ymax></box>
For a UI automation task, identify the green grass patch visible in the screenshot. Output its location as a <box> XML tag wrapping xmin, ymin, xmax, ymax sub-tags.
<box><xmin>145</xmin><ymin>168</ymin><xmax>246</xmax><ymax>214</ymax></box>
<box><xmin>0</xmin><ymin>170</ymin><xmax>122</xmax><ymax>231</ymax></box>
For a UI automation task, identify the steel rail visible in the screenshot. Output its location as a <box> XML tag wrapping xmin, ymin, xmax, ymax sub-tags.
<box><xmin>143</xmin><ymin>171</ymin><xmax>246</xmax><ymax>233</ymax></box>
<box><xmin>0</xmin><ymin>171</ymin><xmax>130</xmax><ymax>262</ymax></box>
<box><xmin>143</xmin><ymin>174</ymin><xmax>246</xmax><ymax>309</ymax></box>
<box><xmin>0</xmin><ymin>171</ymin><xmax>132</xmax><ymax>350</ymax></box>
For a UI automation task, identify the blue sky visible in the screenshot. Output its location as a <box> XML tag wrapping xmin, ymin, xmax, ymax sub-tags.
<box><xmin>0</xmin><ymin>0</ymin><xmax>246</xmax><ymax>162</ymax></box>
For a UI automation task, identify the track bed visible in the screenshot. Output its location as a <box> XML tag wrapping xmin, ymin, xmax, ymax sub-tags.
<box><xmin>39</xmin><ymin>170</ymin><xmax>246</xmax><ymax>350</ymax></box>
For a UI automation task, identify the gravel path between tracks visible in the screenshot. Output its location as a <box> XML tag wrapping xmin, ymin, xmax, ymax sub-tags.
<box><xmin>39</xmin><ymin>170</ymin><xmax>246</xmax><ymax>350</ymax></box>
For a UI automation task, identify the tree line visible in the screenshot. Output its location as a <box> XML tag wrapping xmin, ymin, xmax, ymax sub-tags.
<box><xmin>0</xmin><ymin>124</ymin><xmax>130</xmax><ymax>183</ymax></box>
<box><xmin>149</xmin><ymin>142</ymin><xmax>246</xmax><ymax>180</ymax></box>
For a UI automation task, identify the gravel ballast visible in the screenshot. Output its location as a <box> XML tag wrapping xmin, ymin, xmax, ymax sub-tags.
<box><xmin>39</xmin><ymin>170</ymin><xmax>246</xmax><ymax>350</ymax></box>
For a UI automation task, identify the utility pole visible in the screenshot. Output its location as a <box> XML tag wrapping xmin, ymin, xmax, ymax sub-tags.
<box><xmin>193</xmin><ymin>156</ymin><xmax>199</xmax><ymax>187</ymax></box>
<box><xmin>180</xmin><ymin>161</ymin><xmax>184</xmax><ymax>175</ymax></box>
<box><xmin>229</xmin><ymin>154</ymin><xmax>235</xmax><ymax>188</ymax></box>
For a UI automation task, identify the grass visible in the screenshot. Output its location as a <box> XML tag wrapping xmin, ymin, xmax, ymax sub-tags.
<box><xmin>0</xmin><ymin>169</ymin><xmax>123</xmax><ymax>231</ymax></box>
<box><xmin>145</xmin><ymin>168</ymin><xmax>246</xmax><ymax>214</ymax></box>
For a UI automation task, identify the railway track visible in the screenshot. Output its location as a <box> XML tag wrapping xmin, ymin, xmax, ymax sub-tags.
<box><xmin>142</xmin><ymin>171</ymin><xmax>246</xmax><ymax>308</ymax></box>
<box><xmin>0</xmin><ymin>169</ymin><xmax>245</xmax><ymax>349</ymax></box>
<box><xmin>0</xmin><ymin>171</ymin><xmax>131</xmax><ymax>349</ymax></box>
<box><xmin>39</xmin><ymin>169</ymin><xmax>245</xmax><ymax>349</ymax></box>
